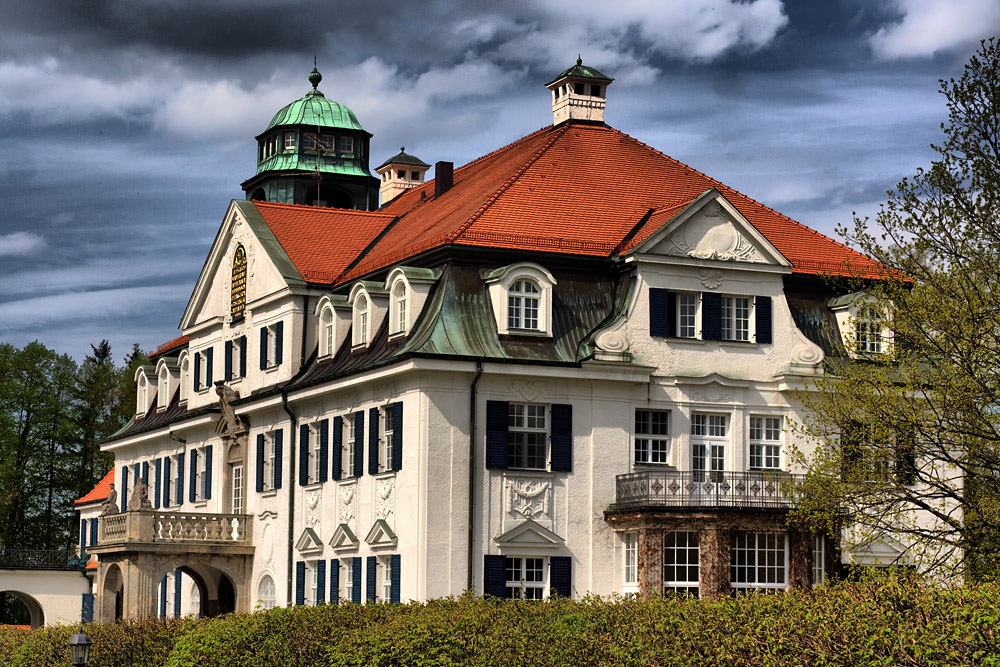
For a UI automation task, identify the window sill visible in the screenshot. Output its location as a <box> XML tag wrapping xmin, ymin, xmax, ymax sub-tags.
<box><xmin>503</xmin><ymin>468</ymin><xmax>554</xmax><ymax>476</ymax></box>
<box><xmin>661</xmin><ymin>336</ymin><xmax>704</xmax><ymax>345</ymax></box>
<box><xmin>264</xmin><ymin>364</ymin><xmax>280</xmax><ymax>373</ymax></box>
<box><xmin>718</xmin><ymin>340</ymin><xmax>756</xmax><ymax>347</ymax></box>
<box><xmin>633</xmin><ymin>462</ymin><xmax>677</xmax><ymax>470</ymax></box>
<box><xmin>302</xmin><ymin>481</ymin><xmax>324</xmax><ymax>490</ymax></box>
<box><xmin>260</xmin><ymin>488</ymin><xmax>279</xmax><ymax>497</ymax></box>
<box><xmin>500</xmin><ymin>329</ymin><xmax>550</xmax><ymax>339</ymax></box>
<box><xmin>374</xmin><ymin>469</ymin><xmax>397</xmax><ymax>479</ymax></box>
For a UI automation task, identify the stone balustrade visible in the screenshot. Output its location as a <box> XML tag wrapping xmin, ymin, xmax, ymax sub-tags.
<box><xmin>98</xmin><ymin>511</ymin><xmax>252</xmax><ymax>546</ymax></box>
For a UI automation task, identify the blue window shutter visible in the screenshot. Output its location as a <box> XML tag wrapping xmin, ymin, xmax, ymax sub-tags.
<box><xmin>275</xmin><ymin>321</ymin><xmax>284</xmax><ymax>365</ymax></box>
<box><xmin>225</xmin><ymin>340</ymin><xmax>233</xmax><ymax>380</ymax></box>
<box><xmin>354</xmin><ymin>412</ymin><xmax>365</xmax><ymax>478</ymax></box>
<box><xmin>351</xmin><ymin>558</ymin><xmax>362</xmax><ymax>604</ymax></box>
<box><xmin>755</xmin><ymin>295</ymin><xmax>773</xmax><ymax>344</ymax></box>
<box><xmin>193</xmin><ymin>352</ymin><xmax>201</xmax><ymax>391</ymax></box>
<box><xmin>368</xmin><ymin>407</ymin><xmax>379</xmax><ymax>475</ymax></box>
<box><xmin>317</xmin><ymin>560</ymin><xmax>326</xmax><ymax>604</ymax></box>
<box><xmin>189</xmin><ymin>449</ymin><xmax>198</xmax><ymax>502</ymax></box>
<box><xmin>120</xmin><ymin>466</ymin><xmax>128</xmax><ymax>512</ymax></box>
<box><xmin>649</xmin><ymin>287</ymin><xmax>670</xmax><ymax>337</ymax></box>
<box><xmin>89</xmin><ymin>518</ymin><xmax>98</xmax><ymax>546</ymax></box>
<box><xmin>483</xmin><ymin>555</ymin><xmax>506</xmax><ymax>597</ymax></box>
<box><xmin>173</xmin><ymin>569</ymin><xmax>181</xmax><ymax>618</ymax></box>
<box><xmin>274</xmin><ymin>429</ymin><xmax>283</xmax><ymax>489</ymax></box>
<box><xmin>702</xmin><ymin>292</ymin><xmax>722</xmax><ymax>340</ymax></box>
<box><xmin>82</xmin><ymin>593</ymin><xmax>94</xmax><ymax>624</ymax></box>
<box><xmin>319</xmin><ymin>420</ymin><xmax>329</xmax><ymax>483</ymax></box>
<box><xmin>330</xmin><ymin>559</ymin><xmax>340</xmax><ymax>603</ymax></box>
<box><xmin>299</xmin><ymin>424</ymin><xmax>310</xmax><ymax>486</ymax></box>
<box><xmin>332</xmin><ymin>416</ymin><xmax>343</xmax><ymax>480</ymax></box>
<box><xmin>550</xmin><ymin>556</ymin><xmax>572</xmax><ymax>598</ymax></box>
<box><xmin>366</xmin><ymin>556</ymin><xmax>377</xmax><ymax>602</ymax></box>
<box><xmin>260</xmin><ymin>326</ymin><xmax>268</xmax><ymax>370</ymax></box>
<box><xmin>142</xmin><ymin>461</ymin><xmax>149</xmax><ymax>484</ymax></box>
<box><xmin>239</xmin><ymin>335</ymin><xmax>247</xmax><ymax>377</ymax></box>
<box><xmin>176</xmin><ymin>453</ymin><xmax>184</xmax><ymax>506</ymax></box>
<box><xmin>391</xmin><ymin>402</ymin><xmax>403</xmax><ymax>471</ymax></box>
<box><xmin>295</xmin><ymin>562</ymin><xmax>305</xmax><ymax>606</ymax></box>
<box><xmin>255</xmin><ymin>434</ymin><xmax>265</xmax><ymax>492</ymax></box>
<box><xmin>550</xmin><ymin>404</ymin><xmax>573</xmax><ymax>472</ymax></box>
<box><xmin>80</xmin><ymin>519</ymin><xmax>86</xmax><ymax>552</ymax></box>
<box><xmin>154</xmin><ymin>458</ymin><xmax>162</xmax><ymax>509</ymax></box>
<box><xmin>485</xmin><ymin>401</ymin><xmax>509</xmax><ymax>469</ymax></box>
<box><xmin>159</xmin><ymin>577</ymin><xmax>167</xmax><ymax>618</ymax></box>
<box><xmin>390</xmin><ymin>554</ymin><xmax>401</xmax><ymax>604</ymax></box>
<box><xmin>163</xmin><ymin>456</ymin><xmax>171</xmax><ymax>507</ymax></box>
<box><xmin>205</xmin><ymin>347</ymin><xmax>213</xmax><ymax>386</ymax></box>
<box><xmin>204</xmin><ymin>444</ymin><xmax>213</xmax><ymax>500</ymax></box>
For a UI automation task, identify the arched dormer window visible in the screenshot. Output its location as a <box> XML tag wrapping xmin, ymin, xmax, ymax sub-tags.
<box><xmin>137</xmin><ymin>375</ymin><xmax>148</xmax><ymax>415</ymax></box>
<box><xmin>179</xmin><ymin>352</ymin><xmax>190</xmax><ymax>403</ymax></box>
<box><xmin>320</xmin><ymin>306</ymin><xmax>335</xmax><ymax>357</ymax></box>
<box><xmin>482</xmin><ymin>262</ymin><xmax>557</xmax><ymax>337</ymax></box>
<box><xmin>391</xmin><ymin>281</ymin><xmax>407</xmax><ymax>335</ymax></box>
<box><xmin>158</xmin><ymin>366</ymin><xmax>170</xmax><ymax>410</ymax></box>
<box><xmin>354</xmin><ymin>294</ymin><xmax>369</xmax><ymax>347</ymax></box>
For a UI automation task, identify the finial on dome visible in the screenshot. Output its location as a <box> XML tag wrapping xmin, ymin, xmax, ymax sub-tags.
<box><xmin>308</xmin><ymin>58</ymin><xmax>322</xmax><ymax>89</ymax></box>
<box><xmin>400</xmin><ymin>146</ymin><xmax>405</xmax><ymax>152</ymax></box>
<box><xmin>577</xmin><ymin>54</ymin><xmax>582</xmax><ymax>65</ymax></box>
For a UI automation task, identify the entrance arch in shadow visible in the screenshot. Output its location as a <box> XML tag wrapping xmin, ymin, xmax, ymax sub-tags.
<box><xmin>0</xmin><ymin>591</ymin><xmax>44</xmax><ymax>628</ymax></box>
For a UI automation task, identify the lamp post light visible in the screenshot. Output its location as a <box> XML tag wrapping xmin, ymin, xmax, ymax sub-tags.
<box><xmin>68</xmin><ymin>626</ymin><xmax>92</xmax><ymax>666</ymax></box>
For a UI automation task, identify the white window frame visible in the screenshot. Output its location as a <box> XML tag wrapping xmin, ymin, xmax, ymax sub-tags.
<box><xmin>340</xmin><ymin>136</ymin><xmax>354</xmax><ymax>155</ymax></box>
<box><xmin>353</xmin><ymin>294</ymin><xmax>369</xmax><ymax>347</ymax></box>
<box><xmin>229</xmin><ymin>337</ymin><xmax>242</xmax><ymax>380</ymax></box>
<box><xmin>380</xmin><ymin>406</ymin><xmax>395</xmax><ymax>473</ymax></box>
<box><xmin>390</xmin><ymin>280</ymin><xmax>407</xmax><ymax>336</ymax></box>
<box><xmin>343</xmin><ymin>417</ymin><xmax>356</xmax><ymax>479</ymax></box>
<box><xmin>136</xmin><ymin>371</ymin><xmax>149</xmax><ymax>415</ymax></box>
<box><xmin>310</xmin><ymin>423</ymin><xmax>323</xmax><ymax>483</ymax></box>
<box><xmin>505</xmin><ymin>556</ymin><xmax>546</xmax><ymax>600</ymax></box>
<box><xmin>179</xmin><ymin>353</ymin><xmax>190</xmax><ymax>403</ymax></box>
<box><xmin>257</xmin><ymin>575</ymin><xmax>276</xmax><ymax>611</ymax></box>
<box><xmin>691</xmin><ymin>413</ymin><xmax>727</xmax><ymax>482</ymax></box>
<box><xmin>749</xmin><ymin>416</ymin><xmax>783</xmax><ymax>470</ymax></box>
<box><xmin>309</xmin><ymin>561</ymin><xmax>319</xmax><ymax>606</ymax></box>
<box><xmin>678</xmin><ymin>292</ymin><xmax>700</xmax><ymax>339</ymax></box>
<box><xmin>344</xmin><ymin>561</ymin><xmax>354</xmax><ymax>601</ymax></box>
<box><xmin>320</xmin><ymin>306</ymin><xmax>335</xmax><ymax>357</ymax></box>
<box><xmin>189</xmin><ymin>583</ymin><xmax>201</xmax><ymax>617</ymax></box>
<box><xmin>635</xmin><ymin>409</ymin><xmax>669</xmax><ymax>465</ymax></box>
<box><xmin>483</xmin><ymin>262</ymin><xmax>557</xmax><ymax>337</ymax></box>
<box><xmin>379</xmin><ymin>555</ymin><xmax>392</xmax><ymax>602</ymax></box>
<box><xmin>265</xmin><ymin>324</ymin><xmax>280</xmax><ymax>368</ymax></box>
<box><xmin>508</xmin><ymin>279</ymin><xmax>541</xmax><ymax>331</ymax></box>
<box><xmin>622</xmin><ymin>531</ymin><xmax>639</xmax><ymax>596</ymax></box>
<box><xmin>663</xmin><ymin>531</ymin><xmax>700</xmax><ymax>597</ymax></box>
<box><xmin>198</xmin><ymin>350</ymin><xmax>211</xmax><ymax>390</ymax></box>
<box><xmin>194</xmin><ymin>446</ymin><xmax>208</xmax><ymax>502</ymax></box>
<box><xmin>284</xmin><ymin>132</ymin><xmax>296</xmax><ymax>151</ymax></box>
<box><xmin>721</xmin><ymin>295</ymin><xmax>752</xmax><ymax>342</ymax></box>
<box><xmin>857</xmin><ymin>306</ymin><xmax>884</xmax><ymax>354</ymax></box>
<box><xmin>812</xmin><ymin>535</ymin><xmax>826</xmax><ymax>586</ymax></box>
<box><xmin>508</xmin><ymin>403</ymin><xmax>548</xmax><ymax>470</ymax></box>
<box><xmin>157</xmin><ymin>367</ymin><xmax>170</xmax><ymax>410</ymax></box>
<box><xmin>262</xmin><ymin>431</ymin><xmax>277</xmax><ymax>492</ymax></box>
<box><xmin>730</xmin><ymin>531</ymin><xmax>788</xmax><ymax>592</ymax></box>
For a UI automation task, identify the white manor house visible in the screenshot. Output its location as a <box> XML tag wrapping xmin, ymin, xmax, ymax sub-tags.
<box><xmin>74</xmin><ymin>60</ymin><xmax>895</xmax><ymax>622</ymax></box>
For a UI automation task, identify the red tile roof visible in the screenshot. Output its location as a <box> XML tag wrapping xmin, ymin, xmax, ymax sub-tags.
<box><xmin>150</xmin><ymin>335</ymin><xmax>189</xmax><ymax>359</ymax></box>
<box><xmin>256</xmin><ymin>123</ymin><xmax>882</xmax><ymax>284</ymax></box>
<box><xmin>75</xmin><ymin>469</ymin><xmax>115</xmax><ymax>505</ymax></box>
<box><xmin>252</xmin><ymin>202</ymin><xmax>396</xmax><ymax>283</ymax></box>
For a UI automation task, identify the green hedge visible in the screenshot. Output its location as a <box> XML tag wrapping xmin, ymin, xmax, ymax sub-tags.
<box><xmin>3</xmin><ymin>580</ymin><xmax>999</xmax><ymax>666</ymax></box>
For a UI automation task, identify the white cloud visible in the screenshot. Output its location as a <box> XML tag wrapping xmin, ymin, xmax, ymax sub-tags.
<box><xmin>0</xmin><ymin>231</ymin><xmax>47</xmax><ymax>257</ymax></box>
<box><xmin>870</xmin><ymin>0</ymin><xmax>1000</xmax><ymax>59</ymax></box>
<box><xmin>0</xmin><ymin>285</ymin><xmax>181</xmax><ymax>330</ymax></box>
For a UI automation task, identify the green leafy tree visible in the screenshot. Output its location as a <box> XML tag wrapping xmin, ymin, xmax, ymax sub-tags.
<box><xmin>793</xmin><ymin>38</ymin><xmax>1000</xmax><ymax>578</ymax></box>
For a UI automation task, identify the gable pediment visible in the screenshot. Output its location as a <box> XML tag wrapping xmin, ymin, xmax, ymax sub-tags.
<box><xmin>635</xmin><ymin>190</ymin><xmax>792</xmax><ymax>268</ymax></box>
<box><xmin>329</xmin><ymin>523</ymin><xmax>360</xmax><ymax>552</ymax></box>
<box><xmin>494</xmin><ymin>519</ymin><xmax>564</xmax><ymax>548</ymax></box>
<box><xmin>365</xmin><ymin>519</ymin><xmax>397</xmax><ymax>549</ymax></box>
<box><xmin>295</xmin><ymin>527</ymin><xmax>324</xmax><ymax>555</ymax></box>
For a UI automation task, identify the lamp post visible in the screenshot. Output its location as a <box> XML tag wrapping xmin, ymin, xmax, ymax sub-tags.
<box><xmin>68</xmin><ymin>626</ymin><xmax>92</xmax><ymax>666</ymax></box>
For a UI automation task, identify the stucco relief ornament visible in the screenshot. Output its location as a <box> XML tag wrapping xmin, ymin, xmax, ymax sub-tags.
<box><xmin>698</xmin><ymin>269</ymin><xmax>724</xmax><ymax>290</ymax></box>
<box><xmin>340</xmin><ymin>485</ymin><xmax>355</xmax><ymax>523</ymax></box>
<box><xmin>376</xmin><ymin>478</ymin><xmax>394</xmax><ymax>521</ymax></box>
<box><xmin>691</xmin><ymin>387</ymin><xmax>733</xmax><ymax>403</ymax></box>
<box><xmin>261</xmin><ymin>521</ymin><xmax>275</xmax><ymax>566</ymax></box>
<box><xmin>505</xmin><ymin>478</ymin><xmax>551</xmax><ymax>519</ymax></box>
<box><xmin>509</xmin><ymin>380</ymin><xmax>547</xmax><ymax>402</ymax></box>
<box><xmin>305</xmin><ymin>489</ymin><xmax>321</xmax><ymax>527</ymax></box>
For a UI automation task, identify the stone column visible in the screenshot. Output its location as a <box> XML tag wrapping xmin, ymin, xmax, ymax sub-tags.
<box><xmin>699</xmin><ymin>525</ymin><xmax>730</xmax><ymax>598</ymax></box>
<box><xmin>638</xmin><ymin>525</ymin><xmax>662</xmax><ymax>598</ymax></box>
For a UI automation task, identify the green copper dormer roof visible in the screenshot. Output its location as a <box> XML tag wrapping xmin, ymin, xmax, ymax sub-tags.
<box><xmin>546</xmin><ymin>57</ymin><xmax>614</xmax><ymax>86</ymax></box>
<box><xmin>264</xmin><ymin>67</ymin><xmax>367</xmax><ymax>133</ymax></box>
<box><xmin>377</xmin><ymin>147</ymin><xmax>431</xmax><ymax>170</ymax></box>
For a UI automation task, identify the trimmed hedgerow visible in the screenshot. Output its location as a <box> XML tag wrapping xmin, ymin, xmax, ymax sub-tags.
<box><xmin>4</xmin><ymin>579</ymin><xmax>1000</xmax><ymax>666</ymax></box>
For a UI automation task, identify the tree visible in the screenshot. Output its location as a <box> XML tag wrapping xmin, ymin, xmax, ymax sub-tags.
<box><xmin>793</xmin><ymin>38</ymin><xmax>1000</xmax><ymax>578</ymax></box>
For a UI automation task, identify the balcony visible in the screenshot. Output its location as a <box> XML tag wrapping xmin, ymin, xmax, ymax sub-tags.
<box><xmin>612</xmin><ymin>470</ymin><xmax>804</xmax><ymax>511</ymax></box>
<box><xmin>91</xmin><ymin>510</ymin><xmax>253</xmax><ymax>555</ymax></box>
<box><xmin>0</xmin><ymin>548</ymin><xmax>85</xmax><ymax>570</ymax></box>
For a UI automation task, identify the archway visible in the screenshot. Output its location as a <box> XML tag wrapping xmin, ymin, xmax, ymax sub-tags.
<box><xmin>0</xmin><ymin>591</ymin><xmax>44</xmax><ymax>628</ymax></box>
<box><xmin>101</xmin><ymin>563</ymin><xmax>124</xmax><ymax>622</ymax></box>
<box><xmin>250</xmin><ymin>188</ymin><xmax>267</xmax><ymax>201</ymax></box>
<box><xmin>153</xmin><ymin>563</ymin><xmax>238</xmax><ymax>619</ymax></box>
<box><xmin>305</xmin><ymin>186</ymin><xmax>354</xmax><ymax>209</ymax></box>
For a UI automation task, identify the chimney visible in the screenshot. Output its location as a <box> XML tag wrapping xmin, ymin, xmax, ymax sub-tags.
<box><xmin>435</xmin><ymin>161</ymin><xmax>453</xmax><ymax>198</ymax></box>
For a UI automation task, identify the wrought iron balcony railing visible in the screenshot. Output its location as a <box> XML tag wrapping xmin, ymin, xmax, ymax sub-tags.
<box><xmin>613</xmin><ymin>470</ymin><xmax>805</xmax><ymax>510</ymax></box>
<box><xmin>0</xmin><ymin>548</ymin><xmax>83</xmax><ymax>570</ymax></box>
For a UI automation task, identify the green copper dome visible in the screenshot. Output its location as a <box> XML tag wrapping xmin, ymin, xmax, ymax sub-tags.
<box><xmin>265</xmin><ymin>68</ymin><xmax>366</xmax><ymax>132</ymax></box>
<box><xmin>546</xmin><ymin>57</ymin><xmax>613</xmax><ymax>86</ymax></box>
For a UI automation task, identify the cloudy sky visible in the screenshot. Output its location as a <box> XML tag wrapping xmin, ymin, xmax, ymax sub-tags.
<box><xmin>1</xmin><ymin>0</ymin><xmax>998</xmax><ymax>363</ymax></box>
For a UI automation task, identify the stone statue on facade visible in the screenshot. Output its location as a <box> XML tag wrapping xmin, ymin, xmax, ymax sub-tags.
<box><xmin>101</xmin><ymin>483</ymin><xmax>120</xmax><ymax>515</ymax></box>
<box><xmin>128</xmin><ymin>477</ymin><xmax>154</xmax><ymax>511</ymax></box>
<box><xmin>216</xmin><ymin>381</ymin><xmax>249</xmax><ymax>440</ymax></box>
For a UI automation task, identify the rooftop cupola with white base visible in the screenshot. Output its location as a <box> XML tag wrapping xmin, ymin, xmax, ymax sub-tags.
<box><xmin>546</xmin><ymin>57</ymin><xmax>613</xmax><ymax>125</ymax></box>
<box><xmin>376</xmin><ymin>147</ymin><xmax>431</xmax><ymax>204</ymax></box>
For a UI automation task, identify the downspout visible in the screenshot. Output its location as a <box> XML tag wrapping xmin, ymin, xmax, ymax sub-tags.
<box><xmin>467</xmin><ymin>360</ymin><xmax>484</xmax><ymax>591</ymax></box>
<box><xmin>281</xmin><ymin>389</ymin><xmax>297</xmax><ymax>608</ymax></box>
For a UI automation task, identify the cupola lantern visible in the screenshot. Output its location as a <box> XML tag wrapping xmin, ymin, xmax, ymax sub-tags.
<box><xmin>375</xmin><ymin>147</ymin><xmax>431</xmax><ymax>205</ymax></box>
<box><xmin>546</xmin><ymin>57</ymin><xmax>613</xmax><ymax>126</ymax></box>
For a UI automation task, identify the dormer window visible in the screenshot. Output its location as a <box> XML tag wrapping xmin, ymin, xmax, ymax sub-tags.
<box><xmin>857</xmin><ymin>306</ymin><xmax>884</xmax><ymax>354</ymax></box>
<box><xmin>354</xmin><ymin>294</ymin><xmax>369</xmax><ymax>347</ymax></box>
<box><xmin>340</xmin><ymin>136</ymin><xmax>354</xmax><ymax>155</ymax></box>
<box><xmin>137</xmin><ymin>374</ymin><xmax>148</xmax><ymax>415</ymax></box>
<box><xmin>284</xmin><ymin>132</ymin><xmax>296</xmax><ymax>151</ymax></box>
<box><xmin>320</xmin><ymin>306</ymin><xmax>335</xmax><ymax>357</ymax></box>
<box><xmin>157</xmin><ymin>367</ymin><xmax>170</xmax><ymax>410</ymax></box>
<box><xmin>179</xmin><ymin>352</ymin><xmax>190</xmax><ymax>403</ymax></box>
<box><xmin>391</xmin><ymin>282</ymin><xmax>407</xmax><ymax>335</ymax></box>
<box><xmin>483</xmin><ymin>262</ymin><xmax>557</xmax><ymax>337</ymax></box>
<box><xmin>508</xmin><ymin>280</ymin><xmax>540</xmax><ymax>330</ymax></box>
<box><xmin>828</xmin><ymin>293</ymin><xmax>891</xmax><ymax>358</ymax></box>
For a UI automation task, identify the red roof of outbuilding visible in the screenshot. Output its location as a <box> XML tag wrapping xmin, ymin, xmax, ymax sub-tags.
<box><xmin>75</xmin><ymin>469</ymin><xmax>115</xmax><ymax>505</ymax></box>
<box><xmin>253</xmin><ymin>123</ymin><xmax>881</xmax><ymax>284</ymax></box>
<box><xmin>150</xmin><ymin>335</ymin><xmax>189</xmax><ymax>359</ymax></box>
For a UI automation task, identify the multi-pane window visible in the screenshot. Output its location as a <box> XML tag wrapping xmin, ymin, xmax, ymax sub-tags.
<box><xmin>257</xmin><ymin>575</ymin><xmax>276</xmax><ymax>611</ymax></box>
<box><xmin>663</xmin><ymin>531</ymin><xmax>700</xmax><ymax>597</ymax></box>
<box><xmin>380</xmin><ymin>407</ymin><xmax>395</xmax><ymax>472</ymax></box>
<box><xmin>340</xmin><ymin>136</ymin><xmax>354</xmax><ymax>154</ymax></box>
<box><xmin>635</xmin><ymin>409</ymin><xmax>669</xmax><ymax>464</ymax></box>
<box><xmin>229</xmin><ymin>338</ymin><xmax>242</xmax><ymax>380</ymax></box>
<box><xmin>355</xmin><ymin>296</ymin><xmax>369</xmax><ymax>345</ymax></box>
<box><xmin>157</xmin><ymin>368</ymin><xmax>169</xmax><ymax>410</ymax></box>
<box><xmin>284</xmin><ymin>132</ymin><xmax>296</xmax><ymax>151</ymax></box>
<box><xmin>749</xmin><ymin>417</ymin><xmax>782</xmax><ymax>470</ymax></box>
<box><xmin>505</xmin><ymin>557</ymin><xmax>545</xmax><ymax>599</ymax></box>
<box><xmin>508</xmin><ymin>403</ymin><xmax>547</xmax><ymax>469</ymax></box>
<box><xmin>508</xmin><ymin>280</ymin><xmax>540</xmax><ymax>330</ymax></box>
<box><xmin>320</xmin><ymin>308</ymin><xmax>334</xmax><ymax>357</ymax></box>
<box><xmin>303</xmin><ymin>133</ymin><xmax>316</xmax><ymax>150</ymax></box>
<box><xmin>198</xmin><ymin>352</ymin><xmax>210</xmax><ymax>390</ymax></box>
<box><xmin>380</xmin><ymin>556</ymin><xmax>392</xmax><ymax>602</ymax></box>
<box><xmin>344</xmin><ymin>418</ymin><xmax>356</xmax><ymax>478</ymax></box>
<box><xmin>263</xmin><ymin>432</ymin><xmax>277</xmax><ymax>491</ymax></box>
<box><xmin>232</xmin><ymin>465</ymin><xmax>243</xmax><ymax>514</ymax></box>
<box><xmin>812</xmin><ymin>535</ymin><xmax>826</xmax><ymax>586</ymax></box>
<box><xmin>721</xmin><ymin>296</ymin><xmax>751</xmax><ymax>342</ymax></box>
<box><xmin>179</xmin><ymin>357</ymin><xmax>189</xmax><ymax>402</ymax></box>
<box><xmin>691</xmin><ymin>414</ymin><xmax>727</xmax><ymax>481</ymax></box>
<box><xmin>344</xmin><ymin>562</ymin><xmax>354</xmax><ymax>602</ymax></box>
<box><xmin>309</xmin><ymin>562</ymin><xmax>319</xmax><ymax>606</ymax></box>
<box><xmin>265</xmin><ymin>324</ymin><xmax>280</xmax><ymax>367</ymax></box>
<box><xmin>678</xmin><ymin>293</ymin><xmax>699</xmax><ymax>338</ymax></box>
<box><xmin>623</xmin><ymin>532</ymin><xmax>638</xmax><ymax>595</ymax></box>
<box><xmin>857</xmin><ymin>306</ymin><xmax>883</xmax><ymax>354</ymax></box>
<box><xmin>311</xmin><ymin>424</ymin><xmax>323</xmax><ymax>483</ymax></box>
<box><xmin>392</xmin><ymin>282</ymin><xmax>407</xmax><ymax>335</ymax></box>
<box><xmin>731</xmin><ymin>531</ymin><xmax>787</xmax><ymax>592</ymax></box>
<box><xmin>194</xmin><ymin>447</ymin><xmax>208</xmax><ymax>501</ymax></box>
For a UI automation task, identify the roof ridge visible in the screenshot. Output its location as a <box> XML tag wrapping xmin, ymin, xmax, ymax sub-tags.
<box><xmin>604</xmin><ymin>126</ymin><xmax>867</xmax><ymax>259</ymax></box>
<box><xmin>254</xmin><ymin>200</ymin><xmax>395</xmax><ymax>218</ymax></box>
<box><xmin>448</xmin><ymin>125</ymin><xmax>569</xmax><ymax>244</ymax></box>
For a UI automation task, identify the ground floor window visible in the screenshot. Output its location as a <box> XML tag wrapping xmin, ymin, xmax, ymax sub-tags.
<box><xmin>623</xmin><ymin>531</ymin><xmax>639</xmax><ymax>596</ymax></box>
<box><xmin>663</xmin><ymin>531</ymin><xmax>700</xmax><ymax>597</ymax></box>
<box><xmin>812</xmin><ymin>535</ymin><xmax>826</xmax><ymax>586</ymax></box>
<box><xmin>506</xmin><ymin>557</ymin><xmax>545</xmax><ymax>599</ymax></box>
<box><xmin>731</xmin><ymin>531</ymin><xmax>787</xmax><ymax>592</ymax></box>
<box><xmin>257</xmin><ymin>575</ymin><xmax>276</xmax><ymax>610</ymax></box>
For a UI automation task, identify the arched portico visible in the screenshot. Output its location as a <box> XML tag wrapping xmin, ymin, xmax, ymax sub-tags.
<box><xmin>0</xmin><ymin>568</ymin><xmax>91</xmax><ymax>627</ymax></box>
<box><xmin>0</xmin><ymin>590</ymin><xmax>44</xmax><ymax>627</ymax></box>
